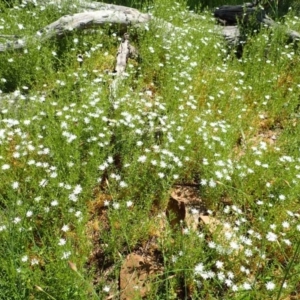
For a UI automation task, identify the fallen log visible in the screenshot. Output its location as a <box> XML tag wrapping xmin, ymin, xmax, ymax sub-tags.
<box><xmin>214</xmin><ymin>3</ymin><xmax>266</xmax><ymax>26</ymax></box>
<box><xmin>1</xmin><ymin>0</ymin><xmax>300</xmax><ymax>56</ymax></box>
<box><xmin>0</xmin><ymin>3</ymin><xmax>151</xmax><ymax>52</ymax></box>
<box><xmin>214</xmin><ymin>1</ymin><xmax>300</xmax><ymax>50</ymax></box>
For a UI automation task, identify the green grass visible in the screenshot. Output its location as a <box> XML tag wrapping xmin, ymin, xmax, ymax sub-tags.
<box><xmin>1</xmin><ymin>0</ymin><xmax>300</xmax><ymax>299</ymax></box>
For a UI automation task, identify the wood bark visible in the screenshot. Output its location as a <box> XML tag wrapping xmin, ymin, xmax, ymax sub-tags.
<box><xmin>110</xmin><ymin>33</ymin><xmax>138</xmax><ymax>99</ymax></box>
<box><xmin>214</xmin><ymin>3</ymin><xmax>300</xmax><ymax>48</ymax></box>
<box><xmin>114</xmin><ymin>33</ymin><xmax>137</xmax><ymax>76</ymax></box>
<box><xmin>0</xmin><ymin>0</ymin><xmax>299</xmax><ymax>54</ymax></box>
<box><xmin>214</xmin><ymin>3</ymin><xmax>266</xmax><ymax>25</ymax></box>
<box><xmin>0</xmin><ymin>2</ymin><xmax>150</xmax><ymax>52</ymax></box>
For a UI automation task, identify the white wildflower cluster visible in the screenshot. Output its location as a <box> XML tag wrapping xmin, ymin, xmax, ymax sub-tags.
<box><xmin>0</xmin><ymin>2</ymin><xmax>300</xmax><ymax>297</ymax></box>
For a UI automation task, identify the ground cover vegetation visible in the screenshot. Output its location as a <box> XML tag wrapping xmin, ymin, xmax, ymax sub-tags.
<box><xmin>1</xmin><ymin>0</ymin><xmax>300</xmax><ymax>299</ymax></box>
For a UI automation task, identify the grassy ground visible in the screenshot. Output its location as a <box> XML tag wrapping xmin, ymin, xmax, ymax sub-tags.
<box><xmin>1</xmin><ymin>0</ymin><xmax>300</xmax><ymax>299</ymax></box>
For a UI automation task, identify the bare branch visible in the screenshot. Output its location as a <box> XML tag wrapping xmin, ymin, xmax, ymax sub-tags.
<box><xmin>110</xmin><ymin>33</ymin><xmax>138</xmax><ymax>99</ymax></box>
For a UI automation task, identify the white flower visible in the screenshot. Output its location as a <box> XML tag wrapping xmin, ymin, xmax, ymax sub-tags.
<box><xmin>282</xmin><ymin>221</ymin><xmax>290</xmax><ymax>229</ymax></box>
<box><xmin>65</xmin><ymin>184</ymin><xmax>72</xmax><ymax>190</ymax></box>
<box><xmin>149</xmin><ymin>46</ymin><xmax>155</xmax><ymax>53</ymax></box>
<box><xmin>26</xmin><ymin>211</ymin><xmax>33</xmax><ymax>218</ymax></box>
<box><xmin>61</xmin><ymin>251</ymin><xmax>71</xmax><ymax>259</ymax></box>
<box><xmin>120</xmin><ymin>181</ymin><xmax>128</xmax><ymax>188</ymax></box>
<box><xmin>182</xmin><ymin>228</ymin><xmax>189</xmax><ymax>234</ymax></box>
<box><xmin>215</xmin><ymin>171</ymin><xmax>223</xmax><ymax>179</ymax></box>
<box><xmin>2</xmin><ymin>164</ymin><xmax>10</xmax><ymax>170</ymax></box>
<box><xmin>266</xmin><ymin>232</ymin><xmax>278</xmax><ymax>242</ymax></box>
<box><xmin>51</xmin><ymin>200</ymin><xmax>58</xmax><ymax>206</ymax></box>
<box><xmin>224</xmin><ymin>206</ymin><xmax>230</xmax><ymax>213</ymax></box>
<box><xmin>158</xmin><ymin>172</ymin><xmax>165</xmax><ymax>178</ymax></box>
<box><xmin>75</xmin><ymin>211</ymin><xmax>82</xmax><ymax>218</ymax></box>
<box><xmin>138</xmin><ymin>155</ymin><xmax>147</xmax><ymax>163</ymax></box>
<box><xmin>69</xmin><ymin>194</ymin><xmax>78</xmax><ymax>202</ymax></box>
<box><xmin>243</xmin><ymin>282</ymin><xmax>252</xmax><ymax>290</ymax></box>
<box><xmin>61</xmin><ymin>224</ymin><xmax>69</xmax><ymax>232</ymax></box>
<box><xmin>73</xmin><ymin>185</ymin><xmax>82</xmax><ymax>195</ymax></box>
<box><xmin>217</xmin><ymin>272</ymin><xmax>225</xmax><ymax>281</ymax></box>
<box><xmin>209</xmin><ymin>179</ymin><xmax>216</xmax><ymax>188</ymax></box>
<box><xmin>12</xmin><ymin>152</ymin><xmax>20</xmax><ymax>158</ymax></box>
<box><xmin>283</xmin><ymin>239</ymin><xmax>291</xmax><ymax>246</ymax></box>
<box><xmin>39</xmin><ymin>179</ymin><xmax>48</xmax><ymax>187</ymax></box>
<box><xmin>21</xmin><ymin>255</ymin><xmax>28</xmax><ymax>262</ymax></box>
<box><xmin>113</xmin><ymin>203</ymin><xmax>120</xmax><ymax>210</ymax></box>
<box><xmin>13</xmin><ymin>217</ymin><xmax>21</xmax><ymax>224</ymax></box>
<box><xmin>107</xmin><ymin>156</ymin><xmax>114</xmax><ymax>164</ymax></box>
<box><xmin>279</xmin><ymin>194</ymin><xmax>286</xmax><ymax>201</ymax></box>
<box><xmin>31</xmin><ymin>258</ymin><xmax>39</xmax><ymax>265</ymax></box>
<box><xmin>225</xmin><ymin>279</ymin><xmax>233</xmax><ymax>287</ymax></box>
<box><xmin>230</xmin><ymin>241</ymin><xmax>239</xmax><ymax>250</ymax></box>
<box><xmin>160</xmin><ymin>161</ymin><xmax>167</xmax><ymax>168</ymax></box>
<box><xmin>194</xmin><ymin>263</ymin><xmax>204</xmax><ymax>275</ymax></box>
<box><xmin>34</xmin><ymin>196</ymin><xmax>41</xmax><ymax>202</ymax></box>
<box><xmin>232</xmin><ymin>285</ymin><xmax>238</xmax><ymax>291</ymax></box>
<box><xmin>244</xmin><ymin>249</ymin><xmax>253</xmax><ymax>257</ymax></box>
<box><xmin>208</xmin><ymin>241</ymin><xmax>216</xmax><ymax>249</ymax></box>
<box><xmin>12</xmin><ymin>182</ymin><xmax>19</xmax><ymax>189</ymax></box>
<box><xmin>215</xmin><ymin>261</ymin><xmax>224</xmax><ymax>269</ymax></box>
<box><xmin>126</xmin><ymin>201</ymin><xmax>133</xmax><ymax>207</ymax></box>
<box><xmin>58</xmin><ymin>238</ymin><xmax>66</xmax><ymax>246</ymax></box>
<box><xmin>50</xmin><ymin>172</ymin><xmax>57</xmax><ymax>178</ymax></box>
<box><xmin>265</xmin><ymin>281</ymin><xmax>275</xmax><ymax>291</ymax></box>
<box><xmin>103</xmin><ymin>286</ymin><xmax>110</xmax><ymax>293</ymax></box>
<box><xmin>61</xmin><ymin>121</ymin><xmax>68</xmax><ymax>129</ymax></box>
<box><xmin>201</xmin><ymin>179</ymin><xmax>207</xmax><ymax>186</ymax></box>
<box><xmin>99</xmin><ymin>163</ymin><xmax>108</xmax><ymax>170</ymax></box>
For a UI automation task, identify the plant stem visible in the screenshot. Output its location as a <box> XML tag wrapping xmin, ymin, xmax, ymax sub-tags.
<box><xmin>276</xmin><ymin>241</ymin><xmax>300</xmax><ymax>300</ymax></box>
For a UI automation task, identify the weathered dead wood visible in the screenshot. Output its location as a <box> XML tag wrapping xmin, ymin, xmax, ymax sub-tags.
<box><xmin>114</xmin><ymin>33</ymin><xmax>137</xmax><ymax>76</ymax></box>
<box><xmin>42</xmin><ymin>10</ymin><xmax>150</xmax><ymax>38</ymax></box>
<box><xmin>214</xmin><ymin>3</ymin><xmax>300</xmax><ymax>49</ymax></box>
<box><xmin>2</xmin><ymin>0</ymin><xmax>300</xmax><ymax>56</ymax></box>
<box><xmin>109</xmin><ymin>33</ymin><xmax>138</xmax><ymax>99</ymax></box>
<box><xmin>0</xmin><ymin>0</ymin><xmax>186</xmax><ymax>54</ymax></box>
<box><xmin>0</xmin><ymin>4</ymin><xmax>150</xmax><ymax>52</ymax></box>
<box><xmin>220</xmin><ymin>25</ymin><xmax>241</xmax><ymax>46</ymax></box>
<box><xmin>261</xmin><ymin>16</ymin><xmax>300</xmax><ymax>41</ymax></box>
<box><xmin>26</xmin><ymin>0</ymin><xmax>144</xmax><ymax>13</ymax></box>
<box><xmin>214</xmin><ymin>3</ymin><xmax>266</xmax><ymax>26</ymax></box>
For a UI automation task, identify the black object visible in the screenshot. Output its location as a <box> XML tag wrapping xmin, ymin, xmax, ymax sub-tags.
<box><xmin>214</xmin><ymin>1</ymin><xmax>266</xmax><ymax>26</ymax></box>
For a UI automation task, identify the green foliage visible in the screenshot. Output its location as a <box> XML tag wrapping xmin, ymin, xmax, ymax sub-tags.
<box><xmin>1</xmin><ymin>0</ymin><xmax>300</xmax><ymax>299</ymax></box>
